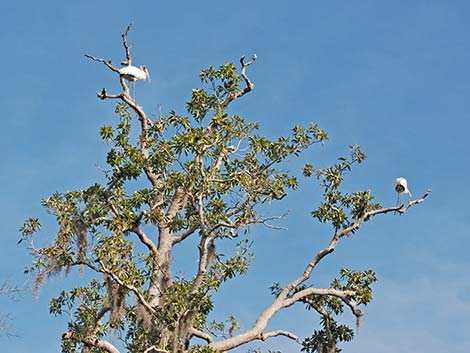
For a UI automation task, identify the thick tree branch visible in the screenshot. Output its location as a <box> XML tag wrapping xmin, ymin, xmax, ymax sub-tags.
<box><xmin>172</xmin><ymin>225</ymin><xmax>198</xmax><ymax>245</ymax></box>
<box><xmin>190</xmin><ymin>327</ymin><xmax>214</xmax><ymax>343</ymax></box>
<box><xmin>129</xmin><ymin>224</ymin><xmax>158</xmax><ymax>257</ymax></box>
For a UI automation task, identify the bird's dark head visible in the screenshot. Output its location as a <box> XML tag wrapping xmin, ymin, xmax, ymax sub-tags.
<box><xmin>395</xmin><ymin>184</ymin><xmax>405</xmax><ymax>193</ymax></box>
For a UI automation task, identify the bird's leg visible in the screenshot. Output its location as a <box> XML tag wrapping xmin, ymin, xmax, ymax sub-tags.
<box><xmin>395</xmin><ymin>192</ymin><xmax>401</xmax><ymax>215</ymax></box>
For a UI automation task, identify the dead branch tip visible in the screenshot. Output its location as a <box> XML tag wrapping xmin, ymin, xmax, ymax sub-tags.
<box><xmin>240</xmin><ymin>54</ymin><xmax>257</xmax><ymax>67</ymax></box>
<box><xmin>121</xmin><ymin>23</ymin><xmax>134</xmax><ymax>66</ymax></box>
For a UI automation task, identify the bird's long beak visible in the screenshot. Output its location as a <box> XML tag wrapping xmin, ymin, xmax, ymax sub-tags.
<box><xmin>145</xmin><ymin>69</ymin><xmax>151</xmax><ymax>82</ymax></box>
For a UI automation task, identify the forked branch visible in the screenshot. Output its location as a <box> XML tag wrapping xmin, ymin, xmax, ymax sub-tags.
<box><xmin>222</xmin><ymin>54</ymin><xmax>257</xmax><ymax>108</ymax></box>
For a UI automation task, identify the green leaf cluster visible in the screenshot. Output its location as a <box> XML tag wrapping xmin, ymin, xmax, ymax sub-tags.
<box><xmin>312</xmin><ymin>145</ymin><xmax>381</xmax><ymax>230</ymax></box>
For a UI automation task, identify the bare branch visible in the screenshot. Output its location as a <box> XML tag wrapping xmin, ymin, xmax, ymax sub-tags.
<box><xmin>190</xmin><ymin>327</ymin><xmax>214</xmax><ymax>343</ymax></box>
<box><xmin>129</xmin><ymin>225</ymin><xmax>158</xmax><ymax>257</ymax></box>
<box><xmin>261</xmin><ymin>329</ymin><xmax>298</xmax><ymax>341</ymax></box>
<box><xmin>251</xmin><ymin>213</ymin><xmax>288</xmax><ymax>230</ymax></box>
<box><xmin>97</xmin><ymin>88</ymin><xmax>123</xmax><ymax>100</ymax></box>
<box><xmin>0</xmin><ymin>312</ymin><xmax>15</xmax><ymax>337</ymax></box>
<box><xmin>283</xmin><ymin>287</ymin><xmax>356</xmax><ymax>308</ymax></box>
<box><xmin>172</xmin><ymin>225</ymin><xmax>198</xmax><ymax>245</ymax></box>
<box><xmin>222</xmin><ymin>54</ymin><xmax>257</xmax><ymax>108</ymax></box>
<box><xmin>62</xmin><ymin>332</ymin><xmax>121</xmax><ymax>353</ymax></box>
<box><xmin>88</xmin><ymin>338</ymin><xmax>121</xmax><ymax>353</ymax></box>
<box><xmin>239</xmin><ymin>54</ymin><xmax>257</xmax><ymax>93</ymax></box>
<box><xmin>120</xmin><ymin>23</ymin><xmax>133</xmax><ymax>66</ymax></box>
<box><xmin>84</xmin><ymin>54</ymin><xmax>128</xmax><ymax>94</ymax></box>
<box><xmin>396</xmin><ymin>188</ymin><xmax>432</xmax><ymax>214</ymax></box>
<box><xmin>143</xmin><ymin>346</ymin><xmax>169</xmax><ymax>353</ymax></box>
<box><xmin>0</xmin><ymin>281</ymin><xmax>27</xmax><ymax>296</ymax></box>
<box><xmin>84</xmin><ymin>54</ymin><xmax>121</xmax><ymax>74</ymax></box>
<box><xmin>288</xmin><ymin>286</ymin><xmax>363</xmax><ymax>331</ymax></box>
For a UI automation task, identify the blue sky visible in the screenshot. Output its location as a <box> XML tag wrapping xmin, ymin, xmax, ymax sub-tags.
<box><xmin>1</xmin><ymin>1</ymin><xmax>470</xmax><ymax>352</ymax></box>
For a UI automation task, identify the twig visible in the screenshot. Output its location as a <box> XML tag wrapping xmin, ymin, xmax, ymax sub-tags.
<box><xmin>84</xmin><ymin>54</ymin><xmax>120</xmax><ymax>74</ymax></box>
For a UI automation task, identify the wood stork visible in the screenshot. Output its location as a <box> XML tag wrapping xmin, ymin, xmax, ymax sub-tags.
<box><xmin>119</xmin><ymin>65</ymin><xmax>150</xmax><ymax>98</ymax></box>
<box><xmin>395</xmin><ymin>177</ymin><xmax>412</xmax><ymax>206</ymax></box>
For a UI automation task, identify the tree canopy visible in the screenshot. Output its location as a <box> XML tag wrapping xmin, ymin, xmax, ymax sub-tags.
<box><xmin>20</xmin><ymin>24</ymin><xmax>430</xmax><ymax>353</ymax></box>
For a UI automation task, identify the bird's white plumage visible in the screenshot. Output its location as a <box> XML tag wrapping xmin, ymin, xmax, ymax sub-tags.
<box><xmin>395</xmin><ymin>177</ymin><xmax>411</xmax><ymax>196</ymax></box>
<box><xmin>119</xmin><ymin>64</ymin><xmax>150</xmax><ymax>99</ymax></box>
<box><xmin>119</xmin><ymin>65</ymin><xmax>150</xmax><ymax>81</ymax></box>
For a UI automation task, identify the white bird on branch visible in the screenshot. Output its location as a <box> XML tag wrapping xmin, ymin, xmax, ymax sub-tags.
<box><xmin>395</xmin><ymin>177</ymin><xmax>412</xmax><ymax>207</ymax></box>
<box><xmin>119</xmin><ymin>64</ymin><xmax>150</xmax><ymax>98</ymax></box>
